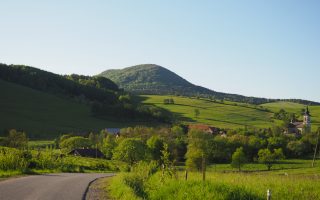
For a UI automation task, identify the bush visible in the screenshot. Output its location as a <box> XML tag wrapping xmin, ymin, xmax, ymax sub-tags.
<box><xmin>30</xmin><ymin>148</ymin><xmax>61</xmax><ymax>170</ymax></box>
<box><xmin>0</xmin><ymin>147</ymin><xmax>29</xmax><ymax>171</ymax></box>
<box><xmin>2</xmin><ymin>129</ymin><xmax>28</xmax><ymax>149</ymax></box>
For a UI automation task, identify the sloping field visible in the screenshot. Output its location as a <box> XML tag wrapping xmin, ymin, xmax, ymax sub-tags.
<box><xmin>0</xmin><ymin>79</ymin><xmax>128</xmax><ymax>138</ymax></box>
<box><xmin>142</xmin><ymin>95</ymin><xmax>274</xmax><ymax>129</ymax></box>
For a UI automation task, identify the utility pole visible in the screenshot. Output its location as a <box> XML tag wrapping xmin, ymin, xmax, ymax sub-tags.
<box><xmin>96</xmin><ymin>144</ymin><xmax>98</xmax><ymax>159</ymax></box>
<box><xmin>312</xmin><ymin>129</ymin><xmax>320</xmax><ymax>167</ymax></box>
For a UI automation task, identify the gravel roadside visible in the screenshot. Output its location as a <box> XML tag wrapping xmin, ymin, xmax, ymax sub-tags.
<box><xmin>85</xmin><ymin>175</ymin><xmax>114</xmax><ymax>200</ymax></box>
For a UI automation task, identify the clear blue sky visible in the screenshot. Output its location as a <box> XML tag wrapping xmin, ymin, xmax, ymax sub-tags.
<box><xmin>1</xmin><ymin>1</ymin><xmax>319</xmax><ymax>101</ymax></box>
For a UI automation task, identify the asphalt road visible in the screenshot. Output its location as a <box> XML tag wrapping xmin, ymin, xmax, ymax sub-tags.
<box><xmin>0</xmin><ymin>173</ymin><xmax>113</xmax><ymax>200</ymax></box>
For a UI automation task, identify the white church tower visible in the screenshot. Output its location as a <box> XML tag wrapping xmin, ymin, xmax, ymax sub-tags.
<box><xmin>303</xmin><ymin>106</ymin><xmax>311</xmax><ymax>133</ymax></box>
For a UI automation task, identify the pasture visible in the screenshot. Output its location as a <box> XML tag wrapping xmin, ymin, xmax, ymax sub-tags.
<box><xmin>108</xmin><ymin>159</ymin><xmax>320</xmax><ymax>200</ymax></box>
<box><xmin>142</xmin><ymin>95</ymin><xmax>274</xmax><ymax>129</ymax></box>
<box><xmin>142</xmin><ymin>95</ymin><xmax>320</xmax><ymax>131</ymax></box>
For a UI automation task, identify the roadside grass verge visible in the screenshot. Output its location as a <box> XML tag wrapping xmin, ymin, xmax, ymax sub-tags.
<box><xmin>0</xmin><ymin>170</ymin><xmax>24</xmax><ymax>179</ymax></box>
<box><xmin>108</xmin><ymin>160</ymin><xmax>320</xmax><ymax>200</ymax></box>
<box><xmin>0</xmin><ymin>146</ymin><xmax>122</xmax><ymax>178</ymax></box>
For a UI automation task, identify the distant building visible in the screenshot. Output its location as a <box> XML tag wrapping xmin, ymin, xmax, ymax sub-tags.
<box><xmin>105</xmin><ymin>128</ymin><xmax>121</xmax><ymax>137</ymax></box>
<box><xmin>188</xmin><ymin>124</ymin><xmax>226</xmax><ymax>136</ymax></box>
<box><xmin>287</xmin><ymin>106</ymin><xmax>311</xmax><ymax>134</ymax></box>
<box><xmin>69</xmin><ymin>148</ymin><xmax>105</xmax><ymax>158</ymax></box>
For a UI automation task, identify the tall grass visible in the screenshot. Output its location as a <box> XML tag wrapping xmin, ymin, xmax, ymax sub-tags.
<box><xmin>109</xmin><ymin>161</ymin><xmax>158</xmax><ymax>200</ymax></box>
<box><xmin>109</xmin><ymin>162</ymin><xmax>263</xmax><ymax>200</ymax></box>
<box><xmin>109</xmin><ymin>161</ymin><xmax>320</xmax><ymax>200</ymax></box>
<box><xmin>0</xmin><ymin>147</ymin><xmax>29</xmax><ymax>171</ymax></box>
<box><xmin>177</xmin><ymin>171</ymin><xmax>320</xmax><ymax>200</ymax></box>
<box><xmin>148</xmin><ymin>179</ymin><xmax>262</xmax><ymax>200</ymax></box>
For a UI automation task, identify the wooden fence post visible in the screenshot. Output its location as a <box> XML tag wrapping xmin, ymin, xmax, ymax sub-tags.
<box><xmin>267</xmin><ymin>189</ymin><xmax>271</xmax><ymax>200</ymax></box>
<box><xmin>185</xmin><ymin>170</ymin><xmax>188</xmax><ymax>181</ymax></box>
<box><xmin>202</xmin><ymin>154</ymin><xmax>206</xmax><ymax>181</ymax></box>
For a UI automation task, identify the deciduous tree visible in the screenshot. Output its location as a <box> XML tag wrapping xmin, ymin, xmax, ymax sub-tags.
<box><xmin>231</xmin><ymin>147</ymin><xmax>247</xmax><ymax>171</ymax></box>
<box><xmin>113</xmin><ymin>138</ymin><xmax>148</xmax><ymax>166</ymax></box>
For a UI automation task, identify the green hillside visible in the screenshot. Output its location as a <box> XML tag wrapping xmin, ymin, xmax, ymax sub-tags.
<box><xmin>142</xmin><ymin>95</ymin><xmax>320</xmax><ymax>131</ymax></box>
<box><xmin>0</xmin><ymin>79</ymin><xmax>130</xmax><ymax>139</ymax></box>
<box><xmin>262</xmin><ymin>102</ymin><xmax>306</xmax><ymax>113</ymax></box>
<box><xmin>141</xmin><ymin>95</ymin><xmax>274</xmax><ymax>129</ymax></box>
<box><xmin>99</xmin><ymin>64</ymin><xmax>320</xmax><ymax>105</ymax></box>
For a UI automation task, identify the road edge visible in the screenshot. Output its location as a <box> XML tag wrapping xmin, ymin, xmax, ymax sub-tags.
<box><xmin>82</xmin><ymin>173</ymin><xmax>115</xmax><ymax>200</ymax></box>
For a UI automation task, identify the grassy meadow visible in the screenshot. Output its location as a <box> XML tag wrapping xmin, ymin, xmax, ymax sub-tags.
<box><xmin>142</xmin><ymin>95</ymin><xmax>274</xmax><ymax>129</ymax></box>
<box><xmin>108</xmin><ymin>160</ymin><xmax>320</xmax><ymax>200</ymax></box>
<box><xmin>142</xmin><ymin>95</ymin><xmax>320</xmax><ymax>131</ymax></box>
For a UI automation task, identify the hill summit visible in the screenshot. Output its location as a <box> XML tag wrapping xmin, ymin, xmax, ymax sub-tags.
<box><xmin>99</xmin><ymin>64</ymin><xmax>320</xmax><ymax>105</ymax></box>
<box><xmin>99</xmin><ymin>64</ymin><xmax>194</xmax><ymax>94</ymax></box>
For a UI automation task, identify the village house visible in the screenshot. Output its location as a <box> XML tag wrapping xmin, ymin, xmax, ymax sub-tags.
<box><xmin>188</xmin><ymin>124</ymin><xmax>227</xmax><ymax>137</ymax></box>
<box><xmin>69</xmin><ymin>148</ymin><xmax>105</xmax><ymax>159</ymax></box>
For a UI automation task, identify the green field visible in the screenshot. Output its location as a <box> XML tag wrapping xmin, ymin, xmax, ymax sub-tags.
<box><xmin>142</xmin><ymin>95</ymin><xmax>320</xmax><ymax>130</ymax></box>
<box><xmin>0</xmin><ymin>79</ymin><xmax>130</xmax><ymax>138</ymax></box>
<box><xmin>28</xmin><ymin>140</ymin><xmax>55</xmax><ymax>148</ymax></box>
<box><xmin>109</xmin><ymin>160</ymin><xmax>320</xmax><ymax>200</ymax></box>
<box><xmin>142</xmin><ymin>95</ymin><xmax>274</xmax><ymax>129</ymax></box>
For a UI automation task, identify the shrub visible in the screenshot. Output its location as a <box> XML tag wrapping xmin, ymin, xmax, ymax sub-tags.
<box><xmin>30</xmin><ymin>148</ymin><xmax>61</xmax><ymax>170</ymax></box>
<box><xmin>0</xmin><ymin>147</ymin><xmax>29</xmax><ymax>171</ymax></box>
<box><xmin>2</xmin><ymin>129</ymin><xmax>28</xmax><ymax>149</ymax></box>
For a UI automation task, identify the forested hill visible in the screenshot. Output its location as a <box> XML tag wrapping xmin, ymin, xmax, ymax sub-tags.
<box><xmin>0</xmin><ymin>64</ymin><xmax>173</xmax><ymax>125</ymax></box>
<box><xmin>99</xmin><ymin>64</ymin><xmax>320</xmax><ymax>105</ymax></box>
<box><xmin>0</xmin><ymin>64</ymin><xmax>120</xmax><ymax>104</ymax></box>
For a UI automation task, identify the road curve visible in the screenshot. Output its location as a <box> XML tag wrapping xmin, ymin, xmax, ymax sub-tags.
<box><xmin>0</xmin><ymin>173</ymin><xmax>113</xmax><ymax>200</ymax></box>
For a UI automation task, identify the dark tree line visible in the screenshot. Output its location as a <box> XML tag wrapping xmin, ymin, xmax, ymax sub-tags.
<box><xmin>126</xmin><ymin>85</ymin><xmax>320</xmax><ymax>106</ymax></box>
<box><xmin>0</xmin><ymin>64</ymin><xmax>118</xmax><ymax>104</ymax></box>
